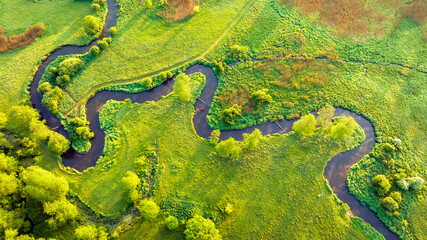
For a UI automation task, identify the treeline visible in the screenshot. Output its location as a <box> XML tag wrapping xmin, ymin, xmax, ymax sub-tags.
<box><xmin>0</xmin><ymin>24</ymin><xmax>45</xmax><ymax>53</ymax></box>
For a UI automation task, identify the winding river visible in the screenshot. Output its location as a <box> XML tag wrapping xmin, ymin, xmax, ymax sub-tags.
<box><xmin>29</xmin><ymin>1</ymin><xmax>398</xmax><ymax>239</ymax></box>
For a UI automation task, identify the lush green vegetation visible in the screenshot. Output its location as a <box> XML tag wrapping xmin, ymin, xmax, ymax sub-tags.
<box><xmin>0</xmin><ymin>0</ymin><xmax>425</xmax><ymax>239</ymax></box>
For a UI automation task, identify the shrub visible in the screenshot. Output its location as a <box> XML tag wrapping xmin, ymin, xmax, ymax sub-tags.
<box><xmin>209</xmin><ymin>129</ymin><xmax>221</xmax><ymax>145</ymax></box>
<box><xmin>165</xmin><ymin>215</ymin><xmax>179</xmax><ymax>230</ymax></box>
<box><xmin>91</xmin><ymin>3</ymin><xmax>100</xmax><ymax>12</ymax></box>
<box><xmin>37</xmin><ymin>82</ymin><xmax>52</xmax><ymax>95</ymax></box>
<box><xmin>90</xmin><ymin>45</ymin><xmax>100</xmax><ymax>56</ymax></box>
<box><xmin>228</xmin><ymin>45</ymin><xmax>249</xmax><ymax>60</ymax></box>
<box><xmin>222</xmin><ymin>104</ymin><xmax>242</xmax><ymax>125</ymax></box>
<box><xmin>292</xmin><ymin>114</ymin><xmax>316</xmax><ymax>136</ymax></box>
<box><xmin>142</xmin><ymin>78</ymin><xmax>152</xmax><ymax>87</ymax></box>
<box><xmin>160</xmin><ymin>72</ymin><xmax>168</xmax><ymax>80</ymax></box>
<box><xmin>97</xmin><ymin>40</ymin><xmax>108</xmax><ymax>50</ymax></box>
<box><xmin>381</xmin><ymin>197</ymin><xmax>399</xmax><ymax>213</ymax></box>
<box><xmin>372</xmin><ymin>175</ymin><xmax>391</xmax><ymax>196</ymax></box>
<box><xmin>397</xmin><ymin>179</ymin><xmax>410</xmax><ymax>191</ymax></box>
<box><xmin>41</xmin><ymin>86</ymin><xmax>63</xmax><ymax>114</ymax></box>
<box><xmin>108</xmin><ymin>27</ymin><xmax>117</xmax><ymax>36</ymax></box>
<box><xmin>251</xmin><ymin>89</ymin><xmax>273</xmax><ymax>105</ymax></box>
<box><xmin>138</xmin><ymin>199</ymin><xmax>160</xmax><ymax>220</ymax></box>
<box><xmin>56</xmin><ymin>74</ymin><xmax>70</xmax><ymax>87</ymax></box>
<box><xmin>93</xmin><ymin>0</ymin><xmax>106</xmax><ymax>6</ymax></box>
<box><xmin>215</xmin><ymin>137</ymin><xmax>242</xmax><ymax>159</ymax></box>
<box><xmin>382</xmin><ymin>143</ymin><xmax>395</xmax><ymax>153</ymax></box>
<box><xmin>122</xmin><ymin>171</ymin><xmax>140</xmax><ymax>204</ymax></box>
<box><xmin>104</xmin><ymin>37</ymin><xmax>112</xmax><ymax>44</ymax></box>
<box><xmin>83</xmin><ymin>15</ymin><xmax>100</xmax><ymax>35</ymax></box>
<box><xmin>145</xmin><ymin>0</ymin><xmax>153</xmax><ymax>9</ymax></box>
<box><xmin>389</xmin><ymin>192</ymin><xmax>402</xmax><ymax>203</ymax></box>
<box><xmin>242</xmin><ymin>128</ymin><xmax>262</xmax><ymax>150</ymax></box>
<box><xmin>58</xmin><ymin>57</ymin><xmax>84</xmax><ymax>78</ymax></box>
<box><xmin>409</xmin><ymin>176</ymin><xmax>424</xmax><ymax>191</ymax></box>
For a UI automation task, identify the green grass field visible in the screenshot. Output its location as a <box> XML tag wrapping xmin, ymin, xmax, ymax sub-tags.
<box><xmin>0</xmin><ymin>0</ymin><xmax>95</xmax><ymax>112</ymax></box>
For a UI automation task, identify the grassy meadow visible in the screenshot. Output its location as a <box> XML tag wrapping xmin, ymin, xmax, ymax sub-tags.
<box><xmin>0</xmin><ymin>0</ymin><xmax>99</xmax><ymax>112</ymax></box>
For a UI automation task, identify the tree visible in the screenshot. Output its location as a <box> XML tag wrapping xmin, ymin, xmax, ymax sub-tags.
<box><xmin>215</xmin><ymin>137</ymin><xmax>242</xmax><ymax>159</ymax></box>
<box><xmin>389</xmin><ymin>192</ymin><xmax>402</xmax><ymax>203</ymax></box>
<box><xmin>292</xmin><ymin>114</ymin><xmax>316</xmax><ymax>136</ymax></box>
<box><xmin>108</xmin><ymin>27</ymin><xmax>117</xmax><ymax>36</ymax></box>
<box><xmin>83</xmin><ymin>15</ymin><xmax>100</xmax><ymax>35</ymax></box>
<box><xmin>42</xmin><ymin>86</ymin><xmax>63</xmax><ymax>114</ymax></box>
<box><xmin>0</xmin><ymin>111</ymin><xmax>6</xmax><ymax>129</ymax></box>
<box><xmin>0</xmin><ymin>172</ymin><xmax>19</xmax><ymax>198</ymax></box>
<box><xmin>97</xmin><ymin>40</ymin><xmax>108</xmax><ymax>50</ymax></box>
<box><xmin>138</xmin><ymin>199</ymin><xmax>160</xmax><ymax>220</ymax></box>
<box><xmin>145</xmin><ymin>0</ymin><xmax>153</xmax><ymax>8</ymax></box>
<box><xmin>381</xmin><ymin>197</ymin><xmax>399</xmax><ymax>213</ymax></box>
<box><xmin>165</xmin><ymin>215</ymin><xmax>179</xmax><ymax>230</ymax></box>
<box><xmin>142</xmin><ymin>78</ymin><xmax>152</xmax><ymax>87</ymax></box>
<box><xmin>316</xmin><ymin>105</ymin><xmax>335</xmax><ymax>127</ymax></box>
<box><xmin>21</xmin><ymin>166</ymin><xmax>69</xmax><ymax>202</ymax></box>
<box><xmin>0</xmin><ymin>153</ymin><xmax>18</xmax><ymax>174</ymax></box>
<box><xmin>75</xmin><ymin>225</ymin><xmax>107</xmax><ymax>240</ymax></box>
<box><xmin>250</xmin><ymin>89</ymin><xmax>272</xmax><ymax>106</ymax></box>
<box><xmin>7</xmin><ymin>105</ymin><xmax>40</xmax><ymax>136</ymax></box>
<box><xmin>122</xmin><ymin>171</ymin><xmax>140</xmax><ymax>204</ymax></box>
<box><xmin>209</xmin><ymin>129</ymin><xmax>220</xmax><ymax>145</ymax></box>
<box><xmin>331</xmin><ymin>116</ymin><xmax>356</xmax><ymax>140</ymax></box>
<box><xmin>372</xmin><ymin>175</ymin><xmax>391</xmax><ymax>196</ymax></box>
<box><xmin>37</xmin><ymin>82</ymin><xmax>52</xmax><ymax>96</ymax></box>
<box><xmin>47</xmin><ymin>132</ymin><xmax>70</xmax><ymax>155</ymax></box>
<box><xmin>44</xmin><ymin>199</ymin><xmax>78</xmax><ymax>228</ymax></box>
<box><xmin>222</xmin><ymin>104</ymin><xmax>242</xmax><ymax>125</ymax></box>
<box><xmin>174</xmin><ymin>73</ymin><xmax>191</xmax><ymax>101</ymax></box>
<box><xmin>409</xmin><ymin>176</ymin><xmax>424</xmax><ymax>190</ymax></box>
<box><xmin>228</xmin><ymin>45</ymin><xmax>249</xmax><ymax>60</ymax></box>
<box><xmin>184</xmin><ymin>215</ymin><xmax>222</xmax><ymax>240</ymax></box>
<box><xmin>58</xmin><ymin>57</ymin><xmax>84</xmax><ymax>77</ymax></box>
<box><xmin>242</xmin><ymin>128</ymin><xmax>262</xmax><ymax>150</ymax></box>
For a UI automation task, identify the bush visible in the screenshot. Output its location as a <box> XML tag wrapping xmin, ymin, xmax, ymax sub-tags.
<box><xmin>292</xmin><ymin>114</ymin><xmax>316</xmax><ymax>136</ymax></box>
<box><xmin>160</xmin><ymin>72</ymin><xmax>168</xmax><ymax>80</ymax></box>
<box><xmin>409</xmin><ymin>176</ymin><xmax>424</xmax><ymax>191</ymax></box>
<box><xmin>90</xmin><ymin>45</ymin><xmax>100</xmax><ymax>56</ymax></box>
<box><xmin>93</xmin><ymin>0</ymin><xmax>106</xmax><ymax>6</ymax></box>
<box><xmin>389</xmin><ymin>192</ymin><xmax>402</xmax><ymax>203</ymax></box>
<box><xmin>397</xmin><ymin>179</ymin><xmax>410</xmax><ymax>190</ymax></box>
<box><xmin>228</xmin><ymin>45</ymin><xmax>249</xmax><ymax>60</ymax></box>
<box><xmin>42</xmin><ymin>86</ymin><xmax>63</xmax><ymax>115</ymax></box>
<box><xmin>91</xmin><ymin>3</ymin><xmax>100</xmax><ymax>12</ymax></box>
<box><xmin>145</xmin><ymin>0</ymin><xmax>153</xmax><ymax>8</ymax></box>
<box><xmin>142</xmin><ymin>78</ymin><xmax>152</xmax><ymax>87</ymax></box>
<box><xmin>56</xmin><ymin>74</ymin><xmax>70</xmax><ymax>87</ymax></box>
<box><xmin>372</xmin><ymin>175</ymin><xmax>391</xmax><ymax>196</ymax></box>
<box><xmin>165</xmin><ymin>215</ymin><xmax>179</xmax><ymax>230</ymax></box>
<box><xmin>37</xmin><ymin>82</ymin><xmax>52</xmax><ymax>96</ymax></box>
<box><xmin>381</xmin><ymin>197</ymin><xmax>399</xmax><ymax>213</ymax></box>
<box><xmin>173</xmin><ymin>73</ymin><xmax>191</xmax><ymax>101</ymax></box>
<box><xmin>331</xmin><ymin>116</ymin><xmax>356</xmax><ymax>140</ymax></box>
<box><xmin>83</xmin><ymin>15</ymin><xmax>100</xmax><ymax>35</ymax></box>
<box><xmin>97</xmin><ymin>40</ymin><xmax>108</xmax><ymax>50</ymax></box>
<box><xmin>138</xmin><ymin>199</ymin><xmax>160</xmax><ymax>220</ymax></box>
<box><xmin>222</xmin><ymin>104</ymin><xmax>242</xmax><ymax>125</ymax></box>
<box><xmin>215</xmin><ymin>137</ymin><xmax>242</xmax><ymax>159</ymax></box>
<box><xmin>251</xmin><ymin>89</ymin><xmax>273</xmax><ymax>106</ymax></box>
<box><xmin>209</xmin><ymin>129</ymin><xmax>220</xmax><ymax>145</ymax></box>
<box><xmin>122</xmin><ymin>171</ymin><xmax>140</xmax><ymax>204</ymax></box>
<box><xmin>104</xmin><ymin>37</ymin><xmax>112</xmax><ymax>44</ymax></box>
<box><xmin>108</xmin><ymin>27</ymin><xmax>117</xmax><ymax>36</ymax></box>
<box><xmin>242</xmin><ymin>128</ymin><xmax>262</xmax><ymax>150</ymax></box>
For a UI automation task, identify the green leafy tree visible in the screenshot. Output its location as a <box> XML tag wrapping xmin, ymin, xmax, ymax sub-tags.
<box><xmin>228</xmin><ymin>45</ymin><xmax>249</xmax><ymax>60</ymax></box>
<box><xmin>21</xmin><ymin>166</ymin><xmax>69</xmax><ymax>202</ymax></box>
<box><xmin>331</xmin><ymin>116</ymin><xmax>356</xmax><ymax>139</ymax></box>
<box><xmin>44</xmin><ymin>199</ymin><xmax>78</xmax><ymax>228</ymax></box>
<box><xmin>409</xmin><ymin>176</ymin><xmax>424</xmax><ymax>190</ymax></box>
<box><xmin>381</xmin><ymin>197</ymin><xmax>399</xmax><ymax>213</ymax></box>
<box><xmin>250</xmin><ymin>89</ymin><xmax>272</xmax><ymax>106</ymax></box>
<box><xmin>138</xmin><ymin>199</ymin><xmax>160</xmax><ymax>220</ymax></box>
<box><xmin>165</xmin><ymin>215</ymin><xmax>179</xmax><ymax>230</ymax></box>
<box><xmin>108</xmin><ymin>27</ymin><xmax>118</xmax><ymax>36</ymax></box>
<box><xmin>97</xmin><ymin>40</ymin><xmax>108</xmax><ymax>50</ymax></box>
<box><xmin>292</xmin><ymin>114</ymin><xmax>316</xmax><ymax>136</ymax></box>
<box><xmin>37</xmin><ymin>82</ymin><xmax>52</xmax><ymax>96</ymax></box>
<box><xmin>222</xmin><ymin>104</ymin><xmax>242</xmax><ymax>125</ymax></box>
<box><xmin>174</xmin><ymin>73</ymin><xmax>191</xmax><ymax>101</ymax></box>
<box><xmin>0</xmin><ymin>153</ymin><xmax>17</xmax><ymax>174</ymax></box>
<box><xmin>142</xmin><ymin>78</ymin><xmax>152</xmax><ymax>87</ymax></box>
<box><xmin>145</xmin><ymin>0</ymin><xmax>153</xmax><ymax>8</ymax></box>
<box><xmin>58</xmin><ymin>57</ymin><xmax>84</xmax><ymax>77</ymax></box>
<box><xmin>242</xmin><ymin>128</ymin><xmax>262</xmax><ymax>150</ymax></box>
<box><xmin>83</xmin><ymin>15</ymin><xmax>100</xmax><ymax>35</ymax></box>
<box><xmin>6</xmin><ymin>105</ymin><xmax>39</xmax><ymax>136</ymax></box>
<box><xmin>42</xmin><ymin>86</ymin><xmax>63</xmax><ymax>114</ymax></box>
<box><xmin>389</xmin><ymin>191</ymin><xmax>402</xmax><ymax>203</ymax></box>
<box><xmin>215</xmin><ymin>137</ymin><xmax>242</xmax><ymax>159</ymax></box>
<box><xmin>316</xmin><ymin>105</ymin><xmax>335</xmax><ymax>128</ymax></box>
<box><xmin>47</xmin><ymin>132</ymin><xmax>70</xmax><ymax>154</ymax></box>
<box><xmin>0</xmin><ymin>112</ymin><xmax>6</xmax><ymax>129</ymax></box>
<box><xmin>122</xmin><ymin>171</ymin><xmax>140</xmax><ymax>204</ymax></box>
<box><xmin>372</xmin><ymin>175</ymin><xmax>391</xmax><ymax>196</ymax></box>
<box><xmin>75</xmin><ymin>225</ymin><xmax>107</xmax><ymax>240</ymax></box>
<box><xmin>184</xmin><ymin>215</ymin><xmax>222</xmax><ymax>240</ymax></box>
<box><xmin>0</xmin><ymin>172</ymin><xmax>19</xmax><ymax>198</ymax></box>
<box><xmin>209</xmin><ymin>129</ymin><xmax>221</xmax><ymax>145</ymax></box>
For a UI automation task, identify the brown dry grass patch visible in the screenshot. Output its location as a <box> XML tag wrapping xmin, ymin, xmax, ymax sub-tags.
<box><xmin>157</xmin><ymin>0</ymin><xmax>197</xmax><ymax>22</ymax></box>
<box><xmin>278</xmin><ymin>0</ymin><xmax>400</xmax><ymax>36</ymax></box>
<box><xmin>0</xmin><ymin>24</ymin><xmax>45</xmax><ymax>53</ymax></box>
<box><xmin>401</xmin><ymin>0</ymin><xmax>427</xmax><ymax>25</ymax></box>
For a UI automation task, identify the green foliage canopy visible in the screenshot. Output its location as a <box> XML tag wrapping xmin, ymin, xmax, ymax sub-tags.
<box><xmin>184</xmin><ymin>215</ymin><xmax>222</xmax><ymax>240</ymax></box>
<box><xmin>215</xmin><ymin>137</ymin><xmax>242</xmax><ymax>159</ymax></box>
<box><xmin>174</xmin><ymin>73</ymin><xmax>191</xmax><ymax>101</ymax></box>
<box><xmin>292</xmin><ymin>114</ymin><xmax>316</xmax><ymax>136</ymax></box>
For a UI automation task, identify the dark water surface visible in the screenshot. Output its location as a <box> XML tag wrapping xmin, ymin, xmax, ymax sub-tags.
<box><xmin>28</xmin><ymin>1</ymin><xmax>398</xmax><ymax>239</ymax></box>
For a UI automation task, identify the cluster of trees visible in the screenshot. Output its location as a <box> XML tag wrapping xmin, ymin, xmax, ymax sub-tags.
<box><xmin>184</xmin><ymin>215</ymin><xmax>222</xmax><ymax>240</ymax></box>
<box><xmin>67</xmin><ymin>117</ymin><xmax>94</xmax><ymax>153</ymax></box>
<box><xmin>214</xmin><ymin>129</ymin><xmax>263</xmax><ymax>159</ymax></box>
<box><xmin>83</xmin><ymin>15</ymin><xmax>100</xmax><ymax>35</ymax></box>
<box><xmin>222</xmin><ymin>104</ymin><xmax>242</xmax><ymax>125</ymax></box>
<box><xmin>75</xmin><ymin>225</ymin><xmax>108</xmax><ymax>240</ymax></box>
<box><xmin>38</xmin><ymin>82</ymin><xmax>63</xmax><ymax>114</ymax></box>
<box><xmin>228</xmin><ymin>44</ymin><xmax>250</xmax><ymax>61</ymax></box>
<box><xmin>46</xmin><ymin>57</ymin><xmax>85</xmax><ymax>87</ymax></box>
